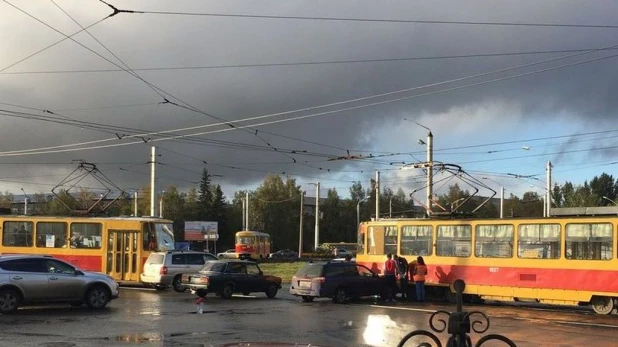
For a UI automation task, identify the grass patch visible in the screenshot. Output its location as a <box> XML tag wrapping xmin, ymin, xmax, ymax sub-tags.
<box><xmin>259</xmin><ymin>262</ymin><xmax>305</xmax><ymax>283</ymax></box>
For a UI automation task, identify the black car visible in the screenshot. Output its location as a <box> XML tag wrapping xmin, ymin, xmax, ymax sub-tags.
<box><xmin>289</xmin><ymin>260</ymin><xmax>390</xmax><ymax>303</ymax></box>
<box><xmin>181</xmin><ymin>260</ymin><xmax>282</xmax><ymax>299</ymax></box>
<box><xmin>268</xmin><ymin>249</ymin><xmax>299</xmax><ymax>259</ymax></box>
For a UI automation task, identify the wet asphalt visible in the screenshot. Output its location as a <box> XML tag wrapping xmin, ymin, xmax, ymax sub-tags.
<box><xmin>0</xmin><ymin>285</ymin><xmax>617</xmax><ymax>347</ymax></box>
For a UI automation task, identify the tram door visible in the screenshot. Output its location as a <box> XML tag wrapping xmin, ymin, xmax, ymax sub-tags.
<box><xmin>107</xmin><ymin>230</ymin><xmax>140</xmax><ymax>282</ymax></box>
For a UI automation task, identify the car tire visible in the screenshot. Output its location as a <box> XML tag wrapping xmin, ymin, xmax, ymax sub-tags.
<box><xmin>301</xmin><ymin>296</ymin><xmax>314</xmax><ymax>302</ymax></box>
<box><xmin>265</xmin><ymin>283</ymin><xmax>278</xmax><ymax>299</ymax></box>
<box><xmin>85</xmin><ymin>285</ymin><xmax>110</xmax><ymax>309</ymax></box>
<box><xmin>172</xmin><ymin>276</ymin><xmax>186</xmax><ymax>293</ymax></box>
<box><xmin>221</xmin><ymin>283</ymin><xmax>234</xmax><ymax>299</ymax></box>
<box><xmin>333</xmin><ymin>287</ymin><xmax>347</xmax><ymax>304</ymax></box>
<box><xmin>0</xmin><ymin>288</ymin><xmax>20</xmax><ymax>314</ymax></box>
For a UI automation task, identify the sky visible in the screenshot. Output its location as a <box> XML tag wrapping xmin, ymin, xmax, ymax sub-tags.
<box><xmin>2</xmin><ymin>0</ymin><xmax>618</xmax><ymax>206</ymax></box>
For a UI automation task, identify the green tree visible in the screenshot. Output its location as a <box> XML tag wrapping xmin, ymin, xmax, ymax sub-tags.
<box><xmin>251</xmin><ymin>175</ymin><xmax>301</xmax><ymax>250</ymax></box>
<box><xmin>589</xmin><ymin>173</ymin><xmax>617</xmax><ymax>206</ymax></box>
<box><xmin>0</xmin><ymin>191</ymin><xmax>14</xmax><ymax>209</ymax></box>
<box><xmin>197</xmin><ymin>169</ymin><xmax>213</xmax><ymax>220</ymax></box>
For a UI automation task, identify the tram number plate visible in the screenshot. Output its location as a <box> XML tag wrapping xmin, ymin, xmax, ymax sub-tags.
<box><xmin>489</xmin><ymin>267</ymin><xmax>499</xmax><ymax>273</ymax></box>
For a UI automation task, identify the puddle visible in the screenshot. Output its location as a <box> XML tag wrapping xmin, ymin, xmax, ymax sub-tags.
<box><xmin>115</xmin><ymin>332</ymin><xmax>207</xmax><ymax>344</ymax></box>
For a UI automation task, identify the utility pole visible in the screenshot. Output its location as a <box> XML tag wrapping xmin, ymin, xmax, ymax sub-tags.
<box><xmin>242</xmin><ymin>198</ymin><xmax>246</xmax><ymax>230</ymax></box>
<box><xmin>150</xmin><ymin>146</ymin><xmax>156</xmax><ymax>217</ymax></box>
<box><xmin>245</xmin><ymin>192</ymin><xmax>250</xmax><ymax>231</ymax></box>
<box><xmin>134</xmin><ymin>191</ymin><xmax>138</xmax><ymax>217</ymax></box>
<box><xmin>389</xmin><ymin>197</ymin><xmax>392</xmax><ymax>218</ymax></box>
<box><xmin>20</xmin><ymin>188</ymin><xmax>28</xmax><ymax>215</ymax></box>
<box><xmin>314</xmin><ymin>182</ymin><xmax>320</xmax><ymax>250</ymax></box>
<box><xmin>500</xmin><ymin>186</ymin><xmax>504</xmax><ymax>218</ymax></box>
<box><xmin>375</xmin><ymin>171</ymin><xmax>380</xmax><ymax>220</ymax></box>
<box><xmin>159</xmin><ymin>192</ymin><xmax>164</xmax><ymax>218</ymax></box>
<box><xmin>426</xmin><ymin>131</ymin><xmax>434</xmax><ymax>215</ymax></box>
<box><xmin>546</xmin><ymin>161</ymin><xmax>552</xmax><ymax>217</ymax></box>
<box><xmin>299</xmin><ymin>191</ymin><xmax>304</xmax><ymax>258</ymax></box>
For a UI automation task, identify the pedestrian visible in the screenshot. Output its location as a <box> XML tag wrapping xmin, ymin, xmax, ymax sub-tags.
<box><xmin>395</xmin><ymin>255</ymin><xmax>409</xmax><ymax>300</ymax></box>
<box><xmin>384</xmin><ymin>254</ymin><xmax>397</xmax><ymax>302</ymax></box>
<box><xmin>413</xmin><ymin>256</ymin><xmax>427</xmax><ymax>302</ymax></box>
<box><xmin>195</xmin><ymin>289</ymin><xmax>207</xmax><ymax>314</ymax></box>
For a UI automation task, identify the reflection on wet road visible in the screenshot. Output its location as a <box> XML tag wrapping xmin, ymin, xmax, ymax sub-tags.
<box><xmin>0</xmin><ymin>286</ymin><xmax>617</xmax><ymax>346</ymax></box>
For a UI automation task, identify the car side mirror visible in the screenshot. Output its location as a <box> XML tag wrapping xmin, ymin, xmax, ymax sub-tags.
<box><xmin>75</xmin><ymin>270</ymin><xmax>84</xmax><ymax>276</ymax></box>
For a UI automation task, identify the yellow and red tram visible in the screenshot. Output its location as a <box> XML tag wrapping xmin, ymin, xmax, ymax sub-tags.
<box><xmin>356</xmin><ymin>210</ymin><xmax>618</xmax><ymax>314</ymax></box>
<box><xmin>0</xmin><ymin>215</ymin><xmax>175</xmax><ymax>285</ymax></box>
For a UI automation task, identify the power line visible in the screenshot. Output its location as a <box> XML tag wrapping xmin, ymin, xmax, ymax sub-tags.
<box><xmin>4</xmin><ymin>47</ymin><xmax>618</xmax><ymax>75</ymax></box>
<box><xmin>102</xmin><ymin>4</ymin><xmax>618</xmax><ymax>30</ymax></box>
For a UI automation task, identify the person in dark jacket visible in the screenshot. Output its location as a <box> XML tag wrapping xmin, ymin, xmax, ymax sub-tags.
<box><xmin>395</xmin><ymin>255</ymin><xmax>409</xmax><ymax>300</ymax></box>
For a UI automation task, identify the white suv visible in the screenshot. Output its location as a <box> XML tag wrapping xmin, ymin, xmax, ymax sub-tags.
<box><xmin>140</xmin><ymin>251</ymin><xmax>217</xmax><ymax>292</ymax></box>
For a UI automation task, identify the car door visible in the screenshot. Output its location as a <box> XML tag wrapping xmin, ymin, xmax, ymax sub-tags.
<box><xmin>340</xmin><ymin>264</ymin><xmax>364</xmax><ymax>297</ymax></box>
<box><xmin>44</xmin><ymin>259</ymin><xmax>83</xmax><ymax>301</ymax></box>
<box><xmin>357</xmin><ymin>264</ymin><xmax>383</xmax><ymax>297</ymax></box>
<box><xmin>245</xmin><ymin>263</ymin><xmax>264</xmax><ymax>292</ymax></box>
<box><xmin>4</xmin><ymin>258</ymin><xmax>48</xmax><ymax>301</ymax></box>
<box><xmin>226</xmin><ymin>262</ymin><xmax>247</xmax><ymax>293</ymax></box>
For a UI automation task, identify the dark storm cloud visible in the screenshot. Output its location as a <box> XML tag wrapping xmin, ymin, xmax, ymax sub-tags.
<box><xmin>1</xmin><ymin>0</ymin><xmax>618</xmax><ymax>195</ymax></box>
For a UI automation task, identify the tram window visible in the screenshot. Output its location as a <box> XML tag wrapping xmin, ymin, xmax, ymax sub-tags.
<box><xmin>367</xmin><ymin>226</ymin><xmax>384</xmax><ymax>255</ymax></box>
<box><xmin>357</xmin><ymin>224</ymin><xmax>366</xmax><ymax>255</ymax></box>
<box><xmin>475</xmin><ymin>224</ymin><xmax>514</xmax><ymax>258</ymax></box>
<box><xmin>2</xmin><ymin>221</ymin><xmax>34</xmax><ymax>247</ymax></box>
<box><xmin>401</xmin><ymin>225</ymin><xmax>433</xmax><ymax>256</ymax></box>
<box><xmin>518</xmin><ymin>224</ymin><xmax>560</xmax><ymax>259</ymax></box>
<box><xmin>436</xmin><ymin>225</ymin><xmax>471</xmax><ymax>257</ymax></box>
<box><xmin>384</xmin><ymin>226</ymin><xmax>398</xmax><ymax>255</ymax></box>
<box><xmin>565</xmin><ymin>223</ymin><xmax>613</xmax><ymax>260</ymax></box>
<box><xmin>35</xmin><ymin>222</ymin><xmax>66</xmax><ymax>248</ymax></box>
<box><xmin>70</xmin><ymin>223</ymin><xmax>102</xmax><ymax>249</ymax></box>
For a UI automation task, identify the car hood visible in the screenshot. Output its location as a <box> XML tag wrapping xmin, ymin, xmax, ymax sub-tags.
<box><xmin>83</xmin><ymin>271</ymin><xmax>115</xmax><ymax>280</ymax></box>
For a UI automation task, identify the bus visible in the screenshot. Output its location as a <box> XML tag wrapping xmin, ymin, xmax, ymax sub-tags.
<box><xmin>235</xmin><ymin>231</ymin><xmax>271</xmax><ymax>260</ymax></box>
<box><xmin>0</xmin><ymin>215</ymin><xmax>175</xmax><ymax>285</ymax></box>
<box><xmin>355</xmin><ymin>207</ymin><xmax>618</xmax><ymax>315</ymax></box>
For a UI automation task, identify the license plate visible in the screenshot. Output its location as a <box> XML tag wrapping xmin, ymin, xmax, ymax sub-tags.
<box><xmin>299</xmin><ymin>281</ymin><xmax>311</xmax><ymax>289</ymax></box>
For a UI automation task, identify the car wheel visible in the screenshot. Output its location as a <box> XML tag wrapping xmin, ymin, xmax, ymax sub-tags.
<box><xmin>85</xmin><ymin>285</ymin><xmax>110</xmax><ymax>309</ymax></box>
<box><xmin>0</xmin><ymin>288</ymin><xmax>20</xmax><ymax>314</ymax></box>
<box><xmin>333</xmin><ymin>287</ymin><xmax>347</xmax><ymax>304</ymax></box>
<box><xmin>69</xmin><ymin>301</ymin><xmax>83</xmax><ymax>307</ymax></box>
<box><xmin>301</xmin><ymin>296</ymin><xmax>314</xmax><ymax>303</ymax></box>
<box><xmin>221</xmin><ymin>284</ymin><xmax>234</xmax><ymax>299</ymax></box>
<box><xmin>172</xmin><ymin>276</ymin><xmax>186</xmax><ymax>293</ymax></box>
<box><xmin>265</xmin><ymin>283</ymin><xmax>278</xmax><ymax>299</ymax></box>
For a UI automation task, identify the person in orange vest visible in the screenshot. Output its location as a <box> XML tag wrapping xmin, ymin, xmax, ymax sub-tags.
<box><xmin>384</xmin><ymin>254</ymin><xmax>397</xmax><ymax>302</ymax></box>
<box><xmin>413</xmin><ymin>256</ymin><xmax>427</xmax><ymax>302</ymax></box>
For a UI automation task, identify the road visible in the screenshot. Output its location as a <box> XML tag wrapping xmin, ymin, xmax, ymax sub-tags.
<box><xmin>0</xmin><ymin>285</ymin><xmax>617</xmax><ymax>347</ymax></box>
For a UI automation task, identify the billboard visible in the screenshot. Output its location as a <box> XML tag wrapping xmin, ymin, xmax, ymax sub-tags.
<box><xmin>184</xmin><ymin>221</ymin><xmax>219</xmax><ymax>241</ymax></box>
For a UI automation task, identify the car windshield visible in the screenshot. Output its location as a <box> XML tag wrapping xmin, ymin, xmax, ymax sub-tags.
<box><xmin>200</xmin><ymin>262</ymin><xmax>226</xmax><ymax>272</ymax></box>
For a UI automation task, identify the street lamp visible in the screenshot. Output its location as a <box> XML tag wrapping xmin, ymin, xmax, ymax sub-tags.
<box><xmin>602</xmin><ymin>196</ymin><xmax>618</xmax><ymax>206</ymax></box>
<box><xmin>357</xmin><ymin>197</ymin><xmax>369</xmax><ymax>229</ymax></box>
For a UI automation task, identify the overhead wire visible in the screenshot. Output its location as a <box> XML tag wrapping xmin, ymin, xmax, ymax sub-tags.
<box><xmin>4</xmin><ymin>47</ymin><xmax>618</xmax><ymax>75</ymax></box>
<box><xmin>102</xmin><ymin>3</ymin><xmax>618</xmax><ymax>30</ymax></box>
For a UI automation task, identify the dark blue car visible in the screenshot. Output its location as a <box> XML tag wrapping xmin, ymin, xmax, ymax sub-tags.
<box><xmin>289</xmin><ymin>261</ymin><xmax>390</xmax><ymax>303</ymax></box>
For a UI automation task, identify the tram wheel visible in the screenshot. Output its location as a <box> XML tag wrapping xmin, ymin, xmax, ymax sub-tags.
<box><xmin>591</xmin><ymin>296</ymin><xmax>615</xmax><ymax>315</ymax></box>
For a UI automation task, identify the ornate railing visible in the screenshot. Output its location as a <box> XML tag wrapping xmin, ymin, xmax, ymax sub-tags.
<box><xmin>396</xmin><ymin>279</ymin><xmax>517</xmax><ymax>347</ymax></box>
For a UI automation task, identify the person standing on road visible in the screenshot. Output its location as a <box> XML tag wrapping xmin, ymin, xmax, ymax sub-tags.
<box><xmin>413</xmin><ymin>256</ymin><xmax>427</xmax><ymax>302</ymax></box>
<box><xmin>395</xmin><ymin>255</ymin><xmax>409</xmax><ymax>300</ymax></box>
<box><xmin>384</xmin><ymin>254</ymin><xmax>397</xmax><ymax>302</ymax></box>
